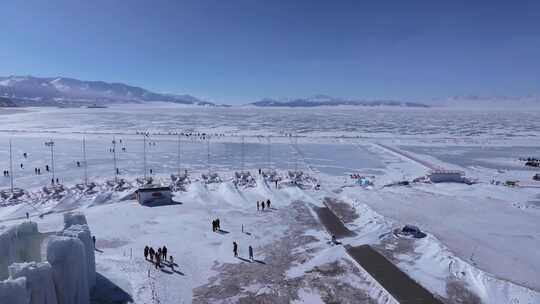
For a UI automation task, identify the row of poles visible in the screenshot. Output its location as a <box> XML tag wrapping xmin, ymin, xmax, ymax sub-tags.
<box><xmin>4</xmin><ymin>134</ymin><xmax>177</xmax><ymax>193</ymax></box>
<box><xmin>4</xmin><ymin>133</ymin><xmax>299</xmax><ymax>193</ymax></box>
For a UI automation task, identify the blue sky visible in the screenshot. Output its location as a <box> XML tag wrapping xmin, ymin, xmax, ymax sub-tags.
<box><xmin>1</xmin><ymin>0</ymin><xmax>539</xmax><ymax>104</ymax></box>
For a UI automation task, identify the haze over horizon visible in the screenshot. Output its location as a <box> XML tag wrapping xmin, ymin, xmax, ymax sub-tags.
<box><xmin>1</xmin><ymin>0</ymin><xmax>539</xmax><ymax>104</ymax></box>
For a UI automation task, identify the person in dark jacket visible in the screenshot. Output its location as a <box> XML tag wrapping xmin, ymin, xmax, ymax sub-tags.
<box><xmin>249</xmin><ymin>245</ymin><xmax>254</xmax><ymax>261</ymax></box>
<box><xmin>155</xmin><ymin>253</ymin><xmax>161</xmax><ymax>269</ymax></box>
<box><xmin>233</xmin><ymin>242</ymin><xmax>238</xmax><ymax>257</ymax></box>
<box><xmin>162</xmin><ymin>246</ymin><xmax>168</xmax><ymax>260</ymax></box>
<box><xmin>144</xmin><ymin>246</ymin><xmax>149</xmax><ymax>260</ymax></box>
<box><xmin>267</xmin><ymin>199</ymin><xmax>271</xmax><ymax>208</ymax></box>
<box><xmin>149</xmin><ymin>247</ymin><xmax>155</xmax><ymax>262</ymax></box>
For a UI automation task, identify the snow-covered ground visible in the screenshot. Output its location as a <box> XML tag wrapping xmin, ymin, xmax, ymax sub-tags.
<box><xmin>1</xmin><ymin>105</ymin><xmax>539</xmax><ymax>303</ymax></box>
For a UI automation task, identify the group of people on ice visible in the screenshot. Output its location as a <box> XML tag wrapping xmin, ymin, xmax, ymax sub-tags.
<box><xmin>3</xmin><ymin>151</ymin><xmax>55</xmax><ymax>177</ymax></box>
<box><xmin>256</xmin><ymin>199</ymin><xmax>271</xmax><ymax>211</ymax></box>
<box><xmin>212</xmin><ymin>218</ymin><xmax>221</xmax><ymax>232</ymax></box>
<box><xmin>233</xmin><ymin>241</ymin><xmax>255</xmax><ymax>261</ymax></box>
<box><xmin>144</xmin><ymin>245</ymin><xmax>174</xmax><ymax>270</ymax></box>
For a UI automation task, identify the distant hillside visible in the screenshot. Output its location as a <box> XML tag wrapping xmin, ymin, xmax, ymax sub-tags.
<box><xmin>429</xmin><ymin>94</ymin><xmax>540</xmax><ymax>107</ymax></box>
<box><xmin>0</xmin><ymin>75</ymin><xmax>214</xmax><ymax>107</ymax></box>
<box><xmin>249</xmin><ymin>95</ymin><xmax>429</xmax><ymax>108</ymax></box>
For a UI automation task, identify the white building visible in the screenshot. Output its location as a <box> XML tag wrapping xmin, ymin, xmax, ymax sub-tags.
<box><xmin>136</xmin><ymin>186</ymin><xmax>172</xmax><ymax>206</ymax></box>
<box><xmin>428</xmin><ymin>170</ymin><xmax>465</xmax><ymax>183</ymax></box>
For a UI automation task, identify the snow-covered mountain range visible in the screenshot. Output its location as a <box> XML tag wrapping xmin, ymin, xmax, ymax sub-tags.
<box><xmin>248</xmin><ymin>95</ymin><xmax>430</xmax><ymax>108</ymax></box>
<box><xmin>0</xmin><ymin>76</ymin><xmax>214</xmax><ymax>107</ymax></box>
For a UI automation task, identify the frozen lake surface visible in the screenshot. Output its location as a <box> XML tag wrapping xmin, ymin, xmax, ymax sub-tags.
<box><xmin>0</xmin><ymin>134</ymin><xmax>384</xmax><ymax>190</ymax></box>
<box><xmin>1</xmin><ymin>105</ymin><xmax>540</xmax><ymax>303</ymax></box>
<box><xmin>2</xmin><ymin>104</ymin><xmax>540</xmax><ymax>138</ymax></box>
<box><xmin>400</xmin><ymin>145</ymin><xmax>540</xmax><ymax>171</ymax></box>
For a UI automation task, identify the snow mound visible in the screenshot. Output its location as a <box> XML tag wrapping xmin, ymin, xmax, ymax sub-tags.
<box><xmin>0</xmin><ymin>277</ymin><xmax>29</xmax><ymax>304</ymax></box>
<box><xmin>233</xmin><ymin>171</ymin><xmax>257</xmax><ymax>188</ymax></box>
<box><xmin>9</xmin><ymin>262</ymin><xmax>58</xmax><ymax>304</ymax></box>
<box><xmin>45</xmin><ymin>235</ymin><xmax>90</xmax><ymax>304</ymax></box>
<box><xmin>89</xmin><ymin>191</ymin><xmax>113</xmax><ymax>206</ymax></box>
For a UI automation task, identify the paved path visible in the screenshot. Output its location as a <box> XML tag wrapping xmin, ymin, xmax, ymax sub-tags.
<box><xmin>314</xmin><ymin>206</ymin><xmax>356</xmax><ymax>239</ymax></box>
<box><xmin>314</xmin><ymin>202</ymin><xmax>443</xmax><ymax>303</ymax></box>
<box><xmin>375</xmin><ymin>143</ymin><xmax>441</xmax><ymax>171</ymax></box>
<box><xmin>345</xmin><ymin>244</ymin><xmax>443</xmax><ymax>304</ymax></box>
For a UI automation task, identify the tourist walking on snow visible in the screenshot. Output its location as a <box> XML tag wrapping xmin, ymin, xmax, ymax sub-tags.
<box><xmin>162</xmin><ymin>246</ymin><xmax>167</xmax><ymax>260</ymax></box>
<box><xmin>267</xmin><ymin>199</ymin><xmax>271</xmax><ymax>208</ymax></box>
<box><xmin>149</xmin><ymin>247</ymin><xmax>155</xmax><ymax>261</ymax></box>
<box><xmin>155</xmin><ymin>253</ymin><xmax>161</xmax><ymax>269</ymax></box>
<box><xmin>249</xmin><ymin>246</ymin><xmax>254</xmax><ymax>261</ymax></box>
<box><xmin>261</xmin><ymin>201</ymin><xmax>265</xmax><ymax>211</ymax></box>
<box><xmin>233</xmin><ymin>242</ymin><xmax>238</xmax><ymax>257</ymax></box>
<box><xmin>257</xmin><ymin>201</ymin><xmax>259</xmax><ymax>211</ymax></box>
<box><xmin>144</xmin><ymin>246</ymin><xmax>149</xmax><ymax>260</ymax></box>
